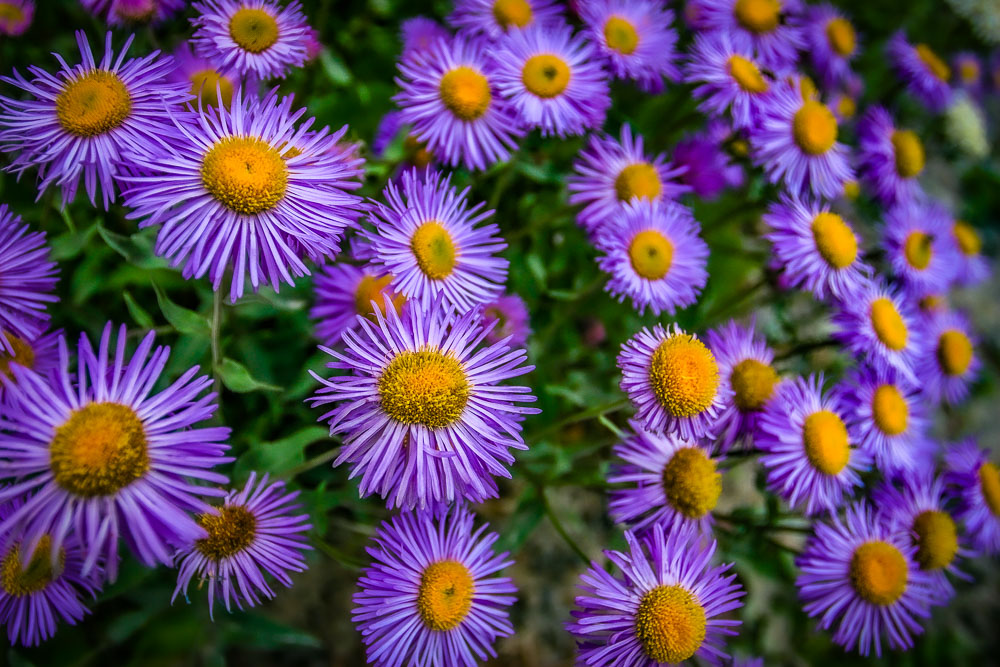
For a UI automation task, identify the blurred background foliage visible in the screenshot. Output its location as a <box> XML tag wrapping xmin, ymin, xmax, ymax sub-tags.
<box><xmin>1</xmin><ymin>0</ymin><xmax>999</xmax><ymax>665</ymax></box>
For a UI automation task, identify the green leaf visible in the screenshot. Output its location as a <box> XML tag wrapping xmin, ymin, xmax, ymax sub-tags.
<box><xmin>236</xmin><ymin>425</ymin><xmax>330</xmax><ymax>477</ymax></box>
<box><xmin>216</xmin><ymin>358</ymin><xmax>282</xmax><ymax>393</ymax></box>
<box><xmin>97</xmin><ymin>225</ymin><xmax>167</xmax><ymax>269</ymax></box>
<box><xmin>220</xmin><ymin>613</ymin><xmax>322</xmax><ymax>650</ymax></box>
<box><xmin>319</xmin><ymin>50</ymin><xmax>352</xmax><ymax>86</ymax></box>
<box><xmin>49</xmin><ymin>223</ymin><xmax>97</xmax><ymax>261</ymax></box>
<box><xmin>123</xmin><ymin>291</ymin><xmax>155</xmax><ymax>329</ymax></box>
<box><xmin>152</xmin><ymin>283</ymin><xmax>211</xmax><ymax>338</ymax></box>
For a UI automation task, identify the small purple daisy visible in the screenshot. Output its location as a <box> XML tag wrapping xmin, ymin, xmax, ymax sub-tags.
<box><xmin>950</xmin><ymin>219</ymin><xmax>990</xmax><ymax>286</ymax></box>
<box><xmin>756</xmin><ymin>374</ymin><xmax>870</xmax><ymax>515</ymax></box>
<box><xmin>172</xmin><ymin>472</ymin><xmax>311</xmax><ymax>619</ymax></box>
<box><xmin>579</xmin><ymin>0</ymin><xmax>681</xmax><ymax>93</ymax></box>
<box><xmin>685</xmin><ymin>31</ymin><xmax>774</xmax><ymax>131</ymax></box>
<box><xmin>594</xmin><ymin>198</ymin><xmax>708</xmax><ymax>316</ymax></box>
<box><xmin>918</xmin><ymin>308</ymin><xmax>980</xmax><ymax>405</ymax></box>
<box><xmin>0</xmin><ymin>328</ymin><xmax>60</xmax><ymax>405</ymax></box>
<box><xmin>887</xmin><ymin>31</ymin><xmax>953</xmax><ymax>112</ymax></box>
<box><xmin>696</xmin><ymin>0</ymin><xmax>805</xmax><ymax>71</ymax></box>
<box><xmin>310</xmin><ymin>262</ymin><xmax>405</xmax><ymax>347</ymax></box>
<box><xmin>0</xmin><ymin>0</ymin><xmax>32</xmax><ymax>35</ymax></box>
<box><xmin>796</xmin><ymin>502</ymin><xmax>935</xmax><ymax>657</ymax></box>
<box><xmin>567</xmin><ymin>523</ymin><xmax>744</xmax><ymax>666</ymax></box>
<box><xmin>952</xmin><ymin>52</ymin><xmax>984</xmax><ymax>96</ymax></box>
<box><xmin>802</xmin><ymin>4</ymin><xmax>859</xmax><ymax>89</ymax></box>
<box><xmin>0</xmin><ymin>205</ymin><xmax>58</xmax><ymax>356</ymax></box>
<box><xmin>857</xmin><ymin>106</ymin><xmax>926</xmax><ymax>207</ymax></box>
<box><xmin>448</xmin><ymin>0</ymin><xmax>562</xmax><ymax>41</ymax></box>
<box><xmin>83</xmin><ymin>0</ymin><xmax>185</xmax><ymax>25</ymax></box>
<box><xmin>944</xmin><ymin>440</ymin><xmax>1000</xmax><ymax>556</ymax></box>
<box><xmin>482</xmin><ymin>293</ymin><xmax>531</xmax><ymax>347</ymax></box>
<box><xmin>673</xmin><ymin>124</ymin><xmax>744</xmax><ymax>200</ymax></box>
<box><xmin>400</xmin><ymin>17</ymin><xmax>450</xmax><ymax>61</ymax></box>
<box><xmin>169</xmin><ymin>40</ymin><xmax>250</xmax><ymax>111</ymax></box>
<box><xmin>883</xmin><ymin>197</ymin><xmax>959</xmax><ymax>297</ymax></box>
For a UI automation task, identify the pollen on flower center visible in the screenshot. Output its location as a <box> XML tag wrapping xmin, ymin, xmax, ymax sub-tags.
<box><xmin>615</xmin><ymin>163</ymin><xmax>662</xmax><ymax>202</ymax></box>
<box><xmin>733</xmin><ymin>0</ymin><xmax>781</xmax><ymax>34</ymax></box>
<box><xmin>417</xmin><ymin>559</ymin><xmax>475</xmax><ymax>631</ymax></box>
<box><xmin>190</xmin><ymin>68</ymin><xmax>234</xmax><ymax>109</ymax></box>
<box><xmin>411</xmin><ymin>221</ymin><xmax>458</xmax><ymax>280</ymax></box>
<box><xmin>871</xmin><ymin>384</ymin><xmax>908</xmax><ymax>436</ymax></box>
<box><xmin>49</xmin><ymin>402</ymin><xmax>150</xmax><ymax>497</ymax></box>
<box><xmin>836</xmin><ymin>95</ymin><xmax>857</xmax><ymax>119</ymax></box>
<box><xmin>201</xmin><ymin>137</ymin><xmax>289</xmax><ymax>215</ymax></box>
<box><xmin>912</xmin><ymin>510</ymin><xmax>958</xmax><ymax>570</ymax></box>
<box><xmin>952</xmin><ymin>220</ymin><xmax>982</xmax><ymax>256</ymax></box>
<box><xmin>826</xmin><ymin>17</ymin><xmax>856</xmax><ymax>57</ymax></box>
<box><xmin>634</xmin><ymin>584</ymin><xmax>707</xmax><ymax>664</ymax></box>
<box><xmin>354</xmin><ymin>274</ymin><xmax>404</xmax><ymax>319</ymax></box>
<box><xmin>869</xmin><ymin>297</ymin><xmax>908</xmax><ymax>351</ymax></box>
<box><xmin>811</xmin><ymin>211</ymin><xmax>857</xmax><ymax>269</ymax></box>
<box><xmin>891</xmin><ymin>130</ymin><xmax>925</xmax><ymax>178</ymax></box>
<box><xmin>628</xmin><ymin>229</ymin><xmax>674</xmax><ymax>280</ymax></box>
<box><xmin>0</xmin><ymin>334</ymin><xmax>36</xmax><ymax>379</ymax></box>
<box><xmin>915</xmin><ymin>43</ymin><xmax>950</xmax><ymax>82</ymax></box>
<box><xmin>196</xmin><ymin>505</ymin><xmax>257</xmax><ymax>561</ymax></box>
<box><xmin>792</xmin><ymin>100</ymin><xmax>838</xmax><ymax>155</ymax></box>
<box><xmin>229</xmin><ymin>8</ymin><xmax>280</xmax><ymax>54</ymax></box>
<box><xmin>730</xmin><ymin>358</ymin><xmax>778</xmax><ymax>412</ymax></box>
<box><xmin>492</xmin><ymin>0</ymin><xmax>532</xmax><ymax>28</ymax></box>
<box><xmin>727</xmin><ymin>54</ymin><xmax>769</xmax><ymax>93</ymax></box>
<box><xmin>903</xmin><ymin>231</ymin><xmax>933</xmax><ymax>270</ymax></box>
<box><xmin>662</xmin><ymin>447</ymin><xmax>722</xmax><ymax>518</ymax></box>
<box><xmin>936</xmin><ymin>330</ymin><xmax>973</xmax><ymax>376</ymax></box>
<box><xmin>649</xmin><ymin>335</ymin><xmax>720</xmax><ymax>419</ymax></box>
<box><xmin>378</xmin><ymin>348</ymin><xmax>471</xmax><ymax>428</ymax></box>
<box><xmin>979</xmin><ymin>462</ymin><xmax>1000</xmax><ymax>517</ymax></box>
<box><xmin>850</xmin><ymin>540</ymin><xmax>908</xmax><ymax>606</ymax></box>
<box><xmin>522</xmin><ymin>54</ymin><xmax>571</xmax><ymax>98</ymax></box>
<box><xmin>0</xmin><ymin>536</ymin><xmax>64</xmax><ymax>597</ymax></box>
<box><xmin>802</xmin><ymin>410</ymin><xmax>850</xmax><ymax>475</ymax></box>
<box><xmin>403</xmin><ymin>135</ymin><xmax>433</xmax><ymax>168</ymax></box>
<box><xmin>439</xmin><ymin>66</ymin><xmax>492</xmax><ymax>121</ymax></box>
<box><xmin>55</xmin><ymin>70</ymin><xmax>132</xmax><ymax>138</ymax></box>
<box><xmin>0</xmin><ymin>3</ymin><xmax>25</xmax><ymax>23</ymax></box>
<box><xmin>603</xmin><ymin>16</ymin><xmax>639</xmax><ymax>55</ymax></box>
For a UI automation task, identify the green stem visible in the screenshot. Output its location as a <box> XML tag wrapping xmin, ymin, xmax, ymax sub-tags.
<box><xmin>287</xmin><ymin>445</ymin><xmax>339</xmax><ymax>478</ymax></box>
<box><xmin>211</xmin><ymin>289</ymin><xmax>223</xmax><ymax>398</ymax></box>
<box><xmin>312</xmin><ymin>534</ymin><xmax>364</xmax><ymax>571</ymax></box>
<box><xmin>774</xmin><ymin>338</ymin><xmax>838</xmax><ymax>361</ymax></box>
<box><xmin>703</xmin><ymin>276</ymin><xmax>768</xmax><ymax>324</ymax></box>
<box><xmin>530</xmin><ymin>397</ymin><xmax>630</xmax><ymax>441</ymax></box>
<box><xmin>541</xmin><ymin>487</ymin><xmax>590</xmax><ymax>566</ymax></box>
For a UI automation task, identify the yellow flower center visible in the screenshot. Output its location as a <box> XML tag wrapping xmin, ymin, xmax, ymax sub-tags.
<box><xmin>378</xmin><ymin>348</ymin><xmax>470</xmax><ymax>428</ymax></box>
<box><xmin>55</xmin><ymin>70</ymin><xmax>132</xmax><ymax>138</ymax></box>
<box><xmin>915</xmin><ymin>43</ymin><xmax>950</xmax><ymax>82</ymax></box>
<box><xmin>634</xmin><ymin>585</ymin><xmax>707</xmax><ymax>664</ymax></box>
<box><xmin>792</xmin><ymin>100</ymin><xmax>838</xmax><ymax>155</ymax></box>
<box><xmin>869</xmin><ymin>298</ymin><xmax>908</xmax><ymax>351</ymax></box>
<box><xmin>729</xmin><ymin>138</ymin><xmax>749</xmax><ymax>157</ymax></box>
<box><xmin>798</xmin><ymin>75</ymin><xmax>818</xmax><ymax>101</ymax></box>
<box><xmin>628</xmin><ymin>230</ymin><xmax>673</xmax><ymax>280</ymax></box>
<box><xmin>403</xmin><ymin>135</ymin><xmax>433</xmax><ymax>168</ymax></box>
<box><xmin>603</xmin><ymin>16</ymin><xmax>639</xmax><ymax>55</ymax></box>
<box><xmin>891</xmin><ymin>130</ymin><xmax>925</xmax><ymax>179</ymax></box>
<box><xmin>201</xmin><ymin>137</ymin><xmax>288</xmax><ymax>215</ymax></box>
<box><xmin>849</xmin><ymin>541</ymin><xmax>908</xmax><ymax>606</ymax></box>
<box><xmin>417</xmin><ymin>559</ymin><xmax>475</xmax><ymax>631</ymax></box>
<box><xmin>0</xmin><ymin>334</ymin><xmax>35</xmax><ymax>379</ymax></box>
<box><xmin>649</xmin><ymin>335</ymin><xmax>720</xmax><ymax>419</ymax></box>
<box><xmin>49</xmin><ymin>402</ymin><xmax>150</xmax><ymax>497</ymax></box>
<box><xmin>492</xmin><ymin>0</ymin><xmax>532</xmax><ymax>28</ymax></box>
<box><xmin>936</xmin><ymin>330</ymin><xmax>973</xmax><ymax>376</ymax></box>
<box><xmin>0</xmin><ymin>536</ymin><xmax>63</xmax><ymax>597</ymax></box>
<box><xmin>903</xmin><ymin>231</ymin><xmax>932</xmax><ymax>270</ymax></box>
<box><xmin>836</xmin><ymin>95</ymin><xmax>857</xmax><ymax>119</ymax></box>
<box><xmin>354</xmin><ymin>274</ymin><xmax>405</xmax><ymax>319</ymax></box>
<box><xmin>843</xmin><ymin>180</ymin><xmax>860</xmax><ymax>200</ymax></box>
<box><xmin>0</xmin><ymin>3</ymin><xmax>26</xmax><ymax>23</ymax></box>
<box><xmin>952</xmin><ymin>220</ymin><xmax>982</xmax><ymax>256</ymax></box>
<box><xmin>980</xmin><ymin>462</ymin><xmax>1000</xmax><ymax>517</ymax></box>
<box><xmin>727</xmin><ymin>54</ymin><xmax>769</xmax><ymax>93</ymax></box>
<box><xmin>113</xmin><ymin>0</ymin><xmax>155</xmax><ymax>22</ymax></box>
<box><xmin>912</xmin><ymin>510</ymin><xmax>958</xmax><ymax>570</ymax></box>
<box><xmin>662</xmin><ymin>447</ymin><xmax>722</xmax><ymax>519</ymax></box>
<box><xmin>871</xmin><ymin>384</ymin><xmax>908</xmax><ymax>436</ymax></box>
<box><xmin>730</xmin><ymin>358</ymin><xmax>778</xmax><ymax>412</ymax></box>
<box><xmin>615</xmin><ymin>163</ymin><xmax>662</xmax><ymax>202</ymax></box>
<box><xmin>919</xmin><ymin>294</ymin><xmax>944</xmax><ymax>312</ymax></box>
<box><xmin>802</xmin><ymin>410</ymin><xmax>850</xmax><ymax>475</ymax></box>
<box><xmin>521</xmin><ymin>53</ymin><xmax>571</xmax><ymax>98</ymax></box>
<box><xmin>439</xmin><ymin>66</ymin><xmax>492</xmax><ymax>121</ymax></box>
<box><xmin>195</xmin><ymin>505</ymin><xmax>257</xmax><ymax>561</ymax></box>
<box><xmin>190</xmin><ymin>69</ymin><xmax>234</xmax><ymax>109</ymax></box>
<box><xmin>825</xmin><ymin>17</ymin><xmax>856</xmax><ymax>57</ymax></box>
<box><xmin>810</xmin><ymin>211</ymin><xmax>857</xmax><ymax>269</ymax></box>
<box><xmin>411</xmin><ymin>221</ymin><xmax>458</xmax><ymax>280</ymax></box>
<box><xmin>959</xmin><ymin>60</ymin><xmax>980</xmax><ymax>83</ymax></box>
<box><xmin>229</xmin><ymin>8</ymin><xmax>279</xmax><ymax>54</ymax></box>
<box><xmin>733</xmin><ymin>0</ymin><xmax>781</xmax><ymax>33</ymax></box>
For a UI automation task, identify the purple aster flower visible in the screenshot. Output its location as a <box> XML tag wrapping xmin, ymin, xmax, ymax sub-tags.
<box><xmin>172</xmin><ymin>472</ymin><xmax>311</xmax><ymax>619</ymax></box>
<box><xmin>0</xmin><ymin>495</ymin><xmax>100</xmax><ymax>647</ymax></box>
<box><xmin>0</xmin><ymin>323</ymin><xmax>232</xmax><ymax>582</ymax></box>
<box><xmin>952</xmin><ymin>52</ymin><xmax>983</xmax><ymax>96</ymax></box>
<box><xmin>749</xmin><ymin>77</ymin><xmax>854</xmax><ymax>199</ymax></box>
<box><xmin>887</xmin><ymin>31</ymin><xmax>953</xmax><ymax>112</ymax></box>
<box><xmin>122</xmin><ymin>88</ymin><xmax>365</xmax><ymax>303</ymax></box>
<box><xmin>372</xmin><ymin>111</ymin><xmax>436</xmax><ymax>174</ymax></box>
<box><xmin>394</xmin><ymin>33</ymin><xmax>524</xmax><ymax>171</ymax></box>
<box><xmin>950</xmin><ymin>219</ymin><xmax>990</xmax><ymax>286</ymax></box>
<box><xmin>567</xmin><ymin>523</ymin><xmax>744</xmax><ymax>666</ymax></box>
<box><xmin>917</xmin><ymin>308</ymin><xmax>980</xmax><ymax>405</ymax></box>
<box><xmin>303</xmin><ymin>24</ymin><xmax>322</xmax><ymax>61</ymax></box>
<box><xmin>308</xmin><ymin>298</ymin><xmax>538</xmax><ymax>510</ymax></box>
<box><xmin>169</xmin><ymin>40</ymin><xmax>251</xmax><ymax>111</ymax></box>
<box><xmin>373</xmin><ymin>110</ymin><xmax>406</xmax><ymax>157</ymax></box>
<box><xmin>618</xmin><ymin>323</ymin><xmax>727</xmax><ymax>440</ymax></box>
<box><xmin>802</xmin><ymin>4</ymin><xmax>859</xmax><ymax>89</ymax></box>
<box><xmin>0</xmin><ymin>328</ymin><xmax>60</xmax><ymax>405</ymax></box>
<box><xmin>0</xmin><ymin>205</ymin><xmax>58</xmax><ymax>355</ymax></box>
<box><xmin>568</xmin><ymin>124</ymin><xmax>689</xmax><ymax>235</ymax></box>
<box><xmin>608</xmin><ymin>421</ymin><xmax>724</xmax><ymax>536</ymax></box>
<box><xmin>705</xmin><ymin>318</ymin><xmax>780</xmax><ymax>452</ymax></box>
<box><xmin>763</xmin><ymin>192</ymin><xmax>870</xmax><ymax>301</ymax></box>
<box><xmin>757</xmin><ymin>374</ymin><xmax>870</xmax><ymax>515</ymax></box>
<box><xmin>353</xmin><ymin>505</ymin><xmax>516</xmax><ymax>667</ymax></box>
<box><xmin>696</xmin><ymin>0</ymin><xmax>805</xmax><ymax>71</ymax></box>
<box><xmin>0</xmin><ymin>0</ymin><xmax>32</xmax><ymax>35</ymax></box>
<box><xmin>594</xmin><ymin>198</ymin><xmax>708</xmax><ymax>316</ymax></box>
<box><xmin>831</xmin><ymin>278</ymin><xmax>924</xmax><ymax>386</ymax></box>
<box><xmin>685</xmin><ymin>32</ymin><xmax>774</xmax><ymax>131</ymax></box>
<box><xmin>579</xmin><ymin>0</ymin><xmax>681</xmax><ymax>93</ymax></box>
<box><xmin>0</xmin><ymin>31</ymin><xmax>189</xmax><ymax>208</ymax></box>
<box><xmin>363</xmin><ymin>168</ymin><xmax>507</xmax><ymax>314</ymax></box>
<box><xmin>310</xmin><ymin>262</ymin><xmax>405</xmax><ymax>347</ymax></box>
<box><xmin>191</xmin><ymin>0</ymin><xmax>308</xmax><ymax>80</ymax></box>
<box><xmin>482</xmin><ymin>293</ymin><xmax>530</xmax><ymax>347</ymax></box>
<box><xmin>491</xmin><ymin>22</ymin><xmax>610</xmax><ymax>137</ymax></box>
<box><xmin>944</xmin><ymin>440</ymin><xmax>1000</xmax><ymax>556</ymax></box>
<box><xmin>873</xmin><ymin>474</ymin><xmax>971</xmax><ymax>605</ymax></box>
<box><xmin>796</xmin><ymin>502</ymin><xmax>935</xmax><ymax>657</ymax></box>
<box><xmin>857</xmin><ymin>106</ymin><xmax>926</xmax><ymax>207</ymax></box>
<box><xmin>883</xmin><ymin>197</ymin><xmax>959</xmax><ymax>297</ymax></box>
<box><xmin>673</xmin><ymin>125</ymin><xmax>744</xmax><ymax>200</ymax></box>
<box><xmin>401</xmin><ymin>16</ymin><xmax>450</xmax><ymax>61</ymax></box>
<box><xmin>447</xmin><ymin>0</ymin><xmax>562</xmax><ymax>41</ymax></box>
<box><xmin>82</xmin><ymin>0</ymin><xmax>185</xmax><ymax>25</ymax></box>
